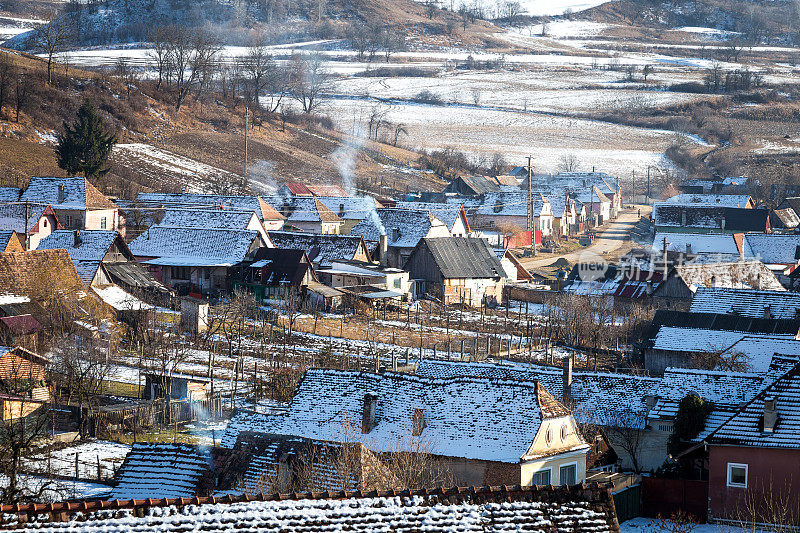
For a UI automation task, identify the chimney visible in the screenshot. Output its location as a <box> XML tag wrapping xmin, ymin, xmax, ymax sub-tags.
<box><xmin>721</xmin><ymin>217</ymin><xmax>726</xmax><ymax>230</ymax></box>
<box><xmin>339</xmin><ymin>203</ymin><xmax>345</xmax><ymax>217</ymax></box>
<box><xmin>763</xmin><ymin>304</ymin><xmax>771</xmax><ymax>320</ymax></box>
<box><xmin>73</xmin><ymin>229</ymin><xmax>81</xmax><ymax>247</ymax></box>
<box><xmin>757</xmin><ymin>273</ymin><xmax>762</xmax><ymax>291</ymax></box>
<box><xmin>58</xmin><ymin>184</ymin><xmax>65</xmax><ymax>204</ymax></box>
<box><xmin>361</xmin><ymin>393</ymin><xmax>377</xmax><ymax>434</ymax></box>
<box><xmin>392</xmin><ymin>227</ymin><xmax>401</xmax><ymax>242</ymax></box>
<box><xmin>646</xmin><ymin>280</ymin><xmax>653</xmax><ymax>295</ymax></box>
<box><xmin>562</xmin><ymin>356</ymin><xmax>573</xmax><ymax>406</ymax></box>
<box><xmin>763</xmin><ymin>396</ymin><xmax>777</xmax><ymax>433</ymax></box>
<box><xmin>685</xmin><ymin>243</ymin><xmax>691</xmax><ymax>255</ymax></box>
<box><xmin>379</xmin><ymin>234</ymin><xmax>388</xmax><ymax>267</ymax></box>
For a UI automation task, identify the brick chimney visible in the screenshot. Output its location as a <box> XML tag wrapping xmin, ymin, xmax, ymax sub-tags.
<box><xmin>763</xmin><ymin>396</ymin><xmax>777</xmax><ymax>433</ymax></box>
<box><xmin>362</xmin><ymin>393</ymin><xmax>377</xmax><ymax>434</ymax></box>
<box><xmin>58</xmin><ymin>184</ymin><xmax>65</xmax><ymax>204</ymax></box>
<box><xmin>562</xmin><ymin>356</ymin><xmax>573</xmax><ymax>406</ymax></box>
<box><xmin>73</xmin><ymin>229</ymin><xmax>82</xmax><ymax>247</ymax></box>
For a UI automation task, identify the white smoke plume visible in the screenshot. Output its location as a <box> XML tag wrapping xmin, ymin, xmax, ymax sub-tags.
<box><xmin>248</xmin><ymin>160</ymin><xmax>278</xmax><ymax>195</ymax></box>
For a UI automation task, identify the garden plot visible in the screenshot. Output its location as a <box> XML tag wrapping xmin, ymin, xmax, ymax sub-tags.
<box><xmin>24</xmin><ymin>441</ymin><xmax>131</xmax><ymax>480</ymax></box>
<box><xmin>0</xmin><ymin>475</ymin><xmax>111</xmax><ymax>501</ymax></box>
<box><xmin>113</xmin><ymin>143</ymin><xmax>241</xmax><ymax>194</ymax></box>
<box><xmin>320</xmin><ymin>98</ymin><xmax>687</xmax><ymax>175</ymax></box>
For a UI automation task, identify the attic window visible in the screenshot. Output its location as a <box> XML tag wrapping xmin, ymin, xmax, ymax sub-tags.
<box><xmin>545</xmin><ymin>427</ymin><xmax>553</xmax><ymax>447</ymax></box>
<box><xmin>560</xmin><ymin>425</ymin><xmax>569</xmax><ymax>442</ymax></box>
<box><xmin>412</xmin><ymin>408</ymin><xmax>426</xmax><ymax>436</ymax></box>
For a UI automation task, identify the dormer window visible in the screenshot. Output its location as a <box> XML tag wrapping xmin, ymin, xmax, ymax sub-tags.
<box><xmin>412</xmin><ymin>408</ymin><xmax>426</xmax><ymax>436</ymax></box>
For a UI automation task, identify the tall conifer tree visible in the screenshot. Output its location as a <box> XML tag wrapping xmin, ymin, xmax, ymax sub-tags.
<box><xmin>56</xmin><ymin>99</ymin><xmax>117</xmax><ymax>179</ymax></box>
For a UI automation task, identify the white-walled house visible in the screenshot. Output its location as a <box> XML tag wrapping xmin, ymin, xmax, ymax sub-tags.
<box><xmin>0</xmin><ymin>203</ymin><xmax>61</xmax><ymax>249</ymax></box>
<box><xmin>21</xmin><ymin>177</ymin><xmax>121</xmax><ymax>235</ymax></box>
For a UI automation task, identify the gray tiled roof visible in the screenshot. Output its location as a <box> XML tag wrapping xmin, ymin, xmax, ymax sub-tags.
<box><xmin>351</xmin><ymin>209</ymin><xmax>446</xmax><ymax>249</ymax></box>
<box><xmin>158</xmin><ymin>209</ymin><xmax>261</xmax><ymax>231</ymax></box>
<box><xmin>110</xmin><ymin>443</ymin><xmax>211</xmax><ymax>500</ymax></box>
<box><xmin>268</xmin><ymin>231</ymin><xmax>365</xmax><ymax>267</ymax></box>
<box><xmin>742</xmin><ymin>233</ymin><xmax>800</xmax><ymax>264</ymax></box>
<box><xmin>420</xmin><ymin>237</ymin><xmax>504</xmax><ymax>279</ymax></box>
<box><xmin>691</xmin><ymin>287</ymin><xmax>800</xmax><ymax>320</ymax></box>
<box><xmin>129</xmin><ymin>227</ymin><xmax>260</xmax><ymax>266</ymax></box>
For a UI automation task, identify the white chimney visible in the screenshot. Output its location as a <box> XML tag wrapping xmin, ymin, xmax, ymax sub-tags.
<box><xmin>562</xmin><ymin>356</ymin><xmax>573</xmax><ymax>406</ymax></box>
<box><xmin>379</xmin><ymin>234</ymin><xmax>388</xmax><ymax>266</ymax></box>
<box><xmin>763</xmin><ymin>396</ymin><xmax>777</xmax><ymax>433</ymax></box>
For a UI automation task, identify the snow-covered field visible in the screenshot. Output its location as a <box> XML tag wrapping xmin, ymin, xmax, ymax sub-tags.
<box><xmin>25</xmin><ymin>440</ymin><xmax>131</xmax><ymax>480</ymax></box>
<box><xmin>0</xmin><ymin>16</ymin><xmax>43</xmax><ymax>40</ymax></box>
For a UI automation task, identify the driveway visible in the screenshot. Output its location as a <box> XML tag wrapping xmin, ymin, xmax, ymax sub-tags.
<box><xmin>520</xmin><ymin>209</ymin><xmax>644</xmax><ymax>269</ymax></box>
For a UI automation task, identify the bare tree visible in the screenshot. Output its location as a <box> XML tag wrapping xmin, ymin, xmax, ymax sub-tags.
<box><xmin>34</xmin><ymin>15</ymin><xmax>75</xmax><ymax>85</ymax></box>
<box><xmin>0</xmin><ymin>53</ymin><xmax>16</xmax><ymax>120</ymax></box>
<box><xmin>601</xmin><ymin>409</ymin><xmax>649</xmax><ymax>473</ymax></box>
<box><xmin>735</xmin><ymin>476</ymin><xmax>800</xmax><ymax>531</ymax></box>
<box><xmin>289</xmin><ymin>53</ymin><xmax>332</xmax><ymax>114</ymax></box>
<box><xmin>237</xmin><ymin>39</ymin><xmax>275</xmax><ymax>104</ymax></box>
<box><xmin>392</xmin><ymin>123</ymin><xmax>408</xmax><ymax>146</ymax></box>
<box><xmin>165</xmin><ymin>26</ymin><xmax>221</xmax><ymax>111</ymax></box>
<box><xmin>147</xmin><ymin>25</ymin><xmax>173</xmax><ymax>91</ymax></box>
<box><xmin>558</xmin><ymin>153</ymin><xmax>579</xmax><ymax>172</ymax></box>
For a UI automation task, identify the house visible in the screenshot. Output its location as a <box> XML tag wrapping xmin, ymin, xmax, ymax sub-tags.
<box><xmin>740</xmin><ymin>234</ymin><xmax>800</xmax><ymax>285</ymax></box>
<box><xmin>404</xmin><ymin>237</ymin><xmax>505</xmax><ymax>307</ymax></box>
<box><xmin>415</xmin><ymin>359</ymin><xmax>660</xmax><ymax>472</ymax></box>
<box><xmin>652</xmin><ymin>204</ymin><xmax>770</xmax><ymax>234</ymax></box>
<box><xmin>0</xmin><ymin>294</ymin><xmax>43</xmax><ymax>348</ymax></box>
<box><xmin>0</xmin><ymin>346</ymin><xmax>50</xmax><ymax>420</ymax></box>
<box><xmin>577</xmin><ymin>187</ymin><xmax>612</xmax><ymax>224</ymax></box>
<box><xmin>135</xmin><ymin>193</ymin><xmax>286</xmax><ymax>230</ymax></box>
<box><xmin>450</xmin><ymin>192</ymin><xmax>554</xmax><ymax>244</ymax></box>
<box><xmin>235</xmin><ymin>248</ymin><xmax>316</xmax><ymax>301</ymax></box>
<box><xmin>278</xmin><ymin>182</ymin><xmax>349</xmax><ymax>197</ymax></box>
<box><xmin>262</xmin><ymin>196</ymin><xmax>344</xmax><ymax>234</ymax></box>
<box><xmin>768</xmin><ymin>207</ymin><xmax>799</xmax><ymax>231</ymax></box>
<box><xmin>316</xmin><ymin>260</ymin><xmax>411</xmax><ymax>296</ymax></box>
<box><xmin>316</xmin><ymin>196</ymin><xmax>383</xmax><ymax>233</ymax></box>
<box><xmin>661</xmin><ymin>194</ymin><xmax>754</xmax><ymax>209</ymax></box>
<box><xmin>652</xmin><ymin>260</ymin><xmax>785</xmax><ymax>307</ymax></box>
<box><xmin>441</xmin><ymin>175</ymin><xmax>502</xmax><ymax>196</ymax></box>
<box><xmin>157</xmin><ymin>208</ymin><xmax>271</xmax><ymax>243</ymax></box>
<box><xmin>523</xmin><ymin>172</ymin><xmax>622</xmax><ymax>215</ymax></box>
<box><xmin>653</xmin><ymin>233</ymin><xmax>740</xmax><ymax>260</ymax></box>
<box><xmin>1</xmin><ymin>484</ymin><xmax>622</xmax><ymax>532</ymax></box>
<box><xmin>690</xmin><ymin>286</ymin><xmax>800</xmax><ymax>320</ymax></box>
<box><xmin>129</xmin><ymin>227</ymin><xmax>268</xmax><ymax>294</ymax></box>
<box><xmin>643</xmin><ymin>326</ymin><xmax>797</xmax><ymax>375</ymax></box>
<box><xmin>223</xmin><ymin>368</ymin><xmax>590</xmax><ymax>488</ymax></box>
<box><xmin>351</xmin><ymin>209</ymin><xmax>451</xmax><ymax>268</ymax></box>
<box><xmin>499</xmin><ymin>250</ymin><xmax>534</xmax><ymax>283</ymax></box>
<box><xmin>268</xmin><ymin>231</ymin><xmax>371</xmax><ymax>268</ymax></box>
<box><xmin>705</xmin><ymin>361</ymin><xmax>800</xmax><ymax>526</ymax></box>
<box><xmin>394</xmin><ymin>202</ymin><xmax>471</xmax><ymax>236</ymax></box>
<box><xmin>0</xmin><ymin>231</ymin><xmax>24</xmax><ymax>253</ymax></box>
<box><xmin>0</xmin><ymin>203</ymin><xmax>61</xmax><ymax>249</ymax></box>
<box><xmin>36</xmin><ymin>230</ymin><xmax>162</xmax><ymax>291</ymax></box>
<box><xmin>110</xmin><ymin>443</ymin><xmax>213</xmax><ymax>500</ymax></box>
<box><xmin>21</xmin><ymin>176</ymin><xmax>121</xmax><ymax>234</ymax></box>
<box><xmin>548</xmin><ymin>196</ymin><xmax>581</xmax><ymax>237</ymax></box>
<box><xmin>143</xmin><ymin>372</ymin><xmax>210</xmax><ymax>402</ymax></box>
<box><xmin>681</xmin><ymin>176</ymin><xmax>753</xmax><ymax>195</ymax></box>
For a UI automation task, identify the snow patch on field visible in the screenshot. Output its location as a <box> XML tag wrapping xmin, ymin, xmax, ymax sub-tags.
<box><xmin>25</xmin><ymin>440</ymin><xmax>131</xmax><ymax>479</ymax></box>
<box><xmin>672</xmin><ymin>26</ymin><xmax>742</xmax><ymax>41</ymax></box>
<box><xmin>514</xmin><ymin>20</ymin><xmax>611</xmax><ymax>39</ymax></box>
<box><xmin>114</xmin><ymin>143</ymin><xmax>241</xmax><ymax>193</ymax></box>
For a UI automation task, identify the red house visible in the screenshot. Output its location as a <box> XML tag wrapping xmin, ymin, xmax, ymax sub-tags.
<box><xmin>706</xmin><ymin>361</ymin><xmax>800</xmax><ymax>528</ymax></box>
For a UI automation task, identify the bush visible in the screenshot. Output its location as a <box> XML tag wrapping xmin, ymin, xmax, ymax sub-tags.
<box><xmin>668</xmin><ymin>82</ymin><xmax>708</xmax><ymax>93</ymax></box>
<box><xmin>667</xmin><ymin>394</ymin><xmax>713</xmax><ymax>456</ymax></box>
<box><xmin>410</xmin><ymin>90</ymin><xmax>445</xmax><ymax>105</ymax></box>
<box><xmin>358</xmin><ymin>66</ymin><xmax>437</xmax><ymax>78</ymax></box>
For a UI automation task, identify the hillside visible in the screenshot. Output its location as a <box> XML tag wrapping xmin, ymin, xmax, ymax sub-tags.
<box><xmin>0</xmin><ymin>50</ymin><xmax>444</xmax><ymax>199</ymax></box>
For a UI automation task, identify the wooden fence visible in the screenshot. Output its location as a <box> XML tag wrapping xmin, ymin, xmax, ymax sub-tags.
<box><xmin>641</xmin><ymin>477</ymin><xmax>709</xmax><ymax>522</ymax></box>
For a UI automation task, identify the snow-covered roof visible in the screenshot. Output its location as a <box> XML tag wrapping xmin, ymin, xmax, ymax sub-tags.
<box><xmin>651</xmin><ymin>327</ymin><xmax>795</xmax><ymax>354</ymax></box>
<box><xmin>159</xmin><ymin>209</ymin><xmax>261</xmax><ymax>231</ymax></box>
<box><xmin>93</xmin><ymin>285</ymin><xmax>153</xmax><ymax>312</ymax></box>
<box><xmin>222</xmin><ymin>369</ymin><xmax>572</xmax><ymax>463</ymax></box>
<box><xmin>717</xmin><ymin>336</ymin><xmax>800</xmax><ymax>373</ymax></box>
<box><xmin>129</xmin><ymin>227</ymin><xmax>261</xmax><ymax>266</ymax></box>
<box><xmin>351</xmin><ymin>209</ymin><xmax>448</xmax><ymax>248</ymax></box>
<box><xmin>447</xmin><ymin>192</ymin><xmax>546</xmax><ymax>218</ymax></box>
<box><xmin>36</xmin><ymin>230</ymin><xmax>118</xmax><ymax>261</ymax></box>
<box><xmin>393</xmin><ymin>201</ymin><xmax>465</xmax><ymax>230</ymax></box>
<box><xmin>671</xmin><ymin>261</ymin><xmax>785</xmax><ymax>292</ymax></box>
<box><xmin>268</xmin><ymin>231</ymin><xmax>367</xmax><ymax>267</ymax></box>
<box><xmin>0</xmin><ymin>203</ymin><xmax>51</xmax><ymax>233</ymax></box>
<box><xmin>0</xmin><ymin>485</ymin><xmax>620</xmax><ymax>532</ymax></box>
<box><xmin>136</xmin><ymin>193</ymin><xmax>285</xmax><ymax>222</ymax></box>
<box><xmin>316</xmin><ymin>196</ymin><xmax>380</xmax><ymax>221</ymax></box>
<box><xmin>653</xmin><ymin>232</ymin><xmax>738</xmax><ymax>255</ymax></box>
<box><xmin>0</xmin><ymin>187</ymin><xmax>21</xmax><ymax>202</ymax></box>
<box><xmin>708</xmin><ymin>361</ymin><xmax>800</xmax><ymax>449</ymax></box>
<box><xmin>109</xmin><ymin>443</ymin><xmax>211</xmax><ymax>500</ymax></box>
<box><xmin>21</xmin><ymin>177</ymin><xmax>116</xmax><ymax>210</ymax></box>
<box><xmin>415</xmin><ymin>360</ymin><xmax>660</xmax><ymax>429</ymax></box>
<box><xmin>742</xmin><ymin>233</ymin><xmax>800</xmax><ymax>264</ymax></box>
<box><xmin>691</xmin><ymin>287</ymin><xmax>800</xmax><ymax>320</ymax></box>
<box><xmin>661</xmin><ymin>194</ymin><xmax>752</xmax><ymax>208</ymax></box>
<box><xmin>261</xmin><ymin>196</ymin><xmax>342</xmax><ymax>224</ymax></box>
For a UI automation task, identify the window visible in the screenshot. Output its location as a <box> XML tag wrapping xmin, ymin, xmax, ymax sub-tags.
<box><xmin>172</xmin><ymin>266</ymin><xmax>191</xmax><ymax>280</ymax></box>
<box><xmin>100</xmin><ymin>217</ymin><xmax>107</xmax><ymax>229</ymax></box>
<box><xmin>42</xmin><ymin>219</ymin><xmax>47</xmax><ymax>228</ymax></box>
<box><xmin>560</xmin><ymin>424</ymin><xmax>569</xmax><ymax>442</ymax></box>
<box><xmin>393</xmin><ymin>278</ymin><xmax>402</xmax><ymax>289</ymax></box>
<box><xmin>727</xmin><ymin>463</ymin><xmax>748</xmax><ymax>488</ymax></box>
<box><xmin>559</xmin><ymin>464</ymin><xmax>577</xmax><ymax>486</ymax></box>
<box><xmin>531</xmin><ymin>469</ymin><xmax>551</xmax><ymax>486</ymax></box>
<box><xmin>65</xmin><ymin>215</ymin><xmax>73</xmax><ymax>228</ymax></box>
<box><xmin>545</xmin><ymin>427</ymin><xmax>553</xmax><ymax>446</ymax></box>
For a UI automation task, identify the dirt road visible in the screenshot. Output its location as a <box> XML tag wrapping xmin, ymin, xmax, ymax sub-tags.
<box><xmin>520</xmin><ymin>209</ymin><xmax>644</xmax><ymax>269</ymax></box>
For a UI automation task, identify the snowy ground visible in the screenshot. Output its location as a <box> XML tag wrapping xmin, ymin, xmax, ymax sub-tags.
<box><xmin>621</xmin><ymin>517</ymin><xmax>755</xmax><ymax>533</ymax></box>
<box><xmin>0</xmin><ymin>474</ymin><xmax>111</xmax><ymax>501</ymax></box>
<box><xmin>25</xmin><ymin>440</ymin><xmax>131</xmax><ymax>480</ymax></box>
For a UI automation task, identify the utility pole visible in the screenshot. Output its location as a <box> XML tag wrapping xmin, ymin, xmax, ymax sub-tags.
<box><xmin>632</xmin><ymin>169</ymin><xmax>636</xmax><ymax>205</ymax></box>
<box><xmin>244</xmin><ymin>107</ymin><xmax>249</xmax><ymax>185</ymax></box>
<box><xmin>526</xmin><ymin>155</ymin><xmax>534</xmax><ymax>256</ymax></box>
<box><xmin>647</xmin><ymin>166</ymin><xmax>651</xmax><ymax>205</ymax></box>
<box><xmin>23</xmin><ymin>201</ymin><xmax>29</xmax><ymax>251</ymax></box>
